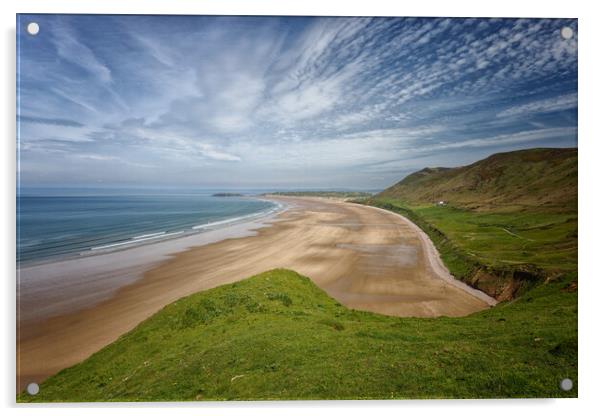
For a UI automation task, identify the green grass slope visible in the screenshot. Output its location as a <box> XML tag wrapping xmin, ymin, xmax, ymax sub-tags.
<box><xmin>367</xmin><ymin>147</ymin><xmax>577</xmax><ymax>300</ymax></box>
<box><xmin>19</xmin><ymin>269</ymin><xmax>576</xmax><ymax>402</ymax></box>
<box><xmin>379</xmin><ymin>148</ymin><xmax>576</xmax><ymax>212</ymax></box>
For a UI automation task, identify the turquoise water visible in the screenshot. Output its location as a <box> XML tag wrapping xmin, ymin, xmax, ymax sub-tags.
<box><xmin>17</xmin><ymin>188</ymin><xmax>277</xmax><ymax>264</ymax></box>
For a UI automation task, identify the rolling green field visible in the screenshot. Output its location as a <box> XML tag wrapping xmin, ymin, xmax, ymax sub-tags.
<box><xmin>19</xmin><ymin>269</ymin><xmax>577</xmax><ymax>402</ymax></box>
<box><xmin>365</xmin><ymin>198</ymin><xmax>577</xmax><ymax>300</ymax></box>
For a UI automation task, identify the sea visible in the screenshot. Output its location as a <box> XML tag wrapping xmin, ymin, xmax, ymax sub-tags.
<box><xmin>16</xmin><ymin>188</ymin><xmax>280</xmax><ymax>264</ymax></box>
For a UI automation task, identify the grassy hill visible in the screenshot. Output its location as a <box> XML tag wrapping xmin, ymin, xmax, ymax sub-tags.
<box><xmin>365</xmin><ymin>147</ymin><xmax>577</xmax><ymax>300</ymax></box>
<box><xmin>379</xmin><ymin>148</ymin><xmax>577</xmax><ymax>212</ymax></box>
<box><xmin>18</xmin><ymin>269</ymin><xmax>577</xmax><ymax>402</ymax></box>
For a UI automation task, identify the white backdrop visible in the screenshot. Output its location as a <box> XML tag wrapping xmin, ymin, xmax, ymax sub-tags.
<box><xmin>2</xmin><ymin>0</ymin><xmax>600</xmax><ymax>415</ymax></box>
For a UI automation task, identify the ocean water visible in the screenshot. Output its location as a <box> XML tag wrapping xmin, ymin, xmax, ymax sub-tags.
<box><xmin>17</xmin><ymin>188</ymin><xmax>278</xmax><ymax>264</ymax></box>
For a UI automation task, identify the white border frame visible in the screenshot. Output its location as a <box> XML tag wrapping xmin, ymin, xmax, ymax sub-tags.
<box><xmin>2</xmin><ymin>1</ymin><xmax>600</xmax><ymax>415</ymax></box>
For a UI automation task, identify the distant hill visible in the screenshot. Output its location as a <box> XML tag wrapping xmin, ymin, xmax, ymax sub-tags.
<box><xmin>379</xmin><ymin>148</ymin><xmax>577</xmax><ymax>211</ymax></box>
<box><xmin>266</xmin><ymin>191</ymin><xmax>373</xmax><ymax>199</ymax></box>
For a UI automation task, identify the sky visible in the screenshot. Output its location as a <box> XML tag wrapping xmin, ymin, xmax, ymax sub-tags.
<box><xmin>17</xmin><ymin>15</ymin><xmax>577</xmax><ymax>190</ymax></box>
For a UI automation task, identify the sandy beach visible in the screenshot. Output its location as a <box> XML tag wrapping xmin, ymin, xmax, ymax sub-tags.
<box><xmin>17</xmin><ymin>196</ymin><xmax>495</xmax><ymax>391</ymax></box>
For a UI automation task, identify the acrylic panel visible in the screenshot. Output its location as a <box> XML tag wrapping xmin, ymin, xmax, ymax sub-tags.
<box><xmin>16</xmin><ymin>14</ymin><xmax>578</xmax><ymax>401</ymax></box>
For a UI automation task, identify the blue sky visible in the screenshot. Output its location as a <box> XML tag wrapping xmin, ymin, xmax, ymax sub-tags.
<box><xmin>17</xmin><ymin>15</ymin><xmax>577</xmax><ymax>190</ymax></box>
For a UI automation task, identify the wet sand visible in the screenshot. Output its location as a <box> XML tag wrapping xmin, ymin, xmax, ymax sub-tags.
<box><xmin>17</xmin><ymin>209</ymin><xmax>282</xmax><ymax>324</ymax></box>
<box><xmin>17</xmin><ymin>196</ymin><xmax>494</xmax><ymax>391</ymax></box>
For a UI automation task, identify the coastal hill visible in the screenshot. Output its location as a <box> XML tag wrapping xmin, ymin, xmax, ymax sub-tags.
<box><xmin>379</xmin><ymin>148</ymin><xmax>577</xmax><ymax>212</ymax></box>
<box><xmin>368</xmin><ymin>147</ymin><xmax>577</xmax><ymax>301</ymax></box>
<box><xmin>19</xmin><ymin>269</ymin><xmax>576</xmax><ymax>401</ymax></box>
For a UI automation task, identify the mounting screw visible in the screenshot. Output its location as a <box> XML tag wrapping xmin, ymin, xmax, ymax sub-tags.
<box><xmin>560</xmin><ymin>27</ymin><xmax>573</xmax><ymax>40</ymax></box>
<box><xmin>26</xmin><ymin>22</ymin><xmax>40</xmax><ymax>36</ymax></box>
<box><xmin>26</xmin><ymin>382</ymin><xmax>39</xmax><ymax>395</ymax></box>
<box><xmin>559</xmin><ymin>378</ymin><xmax>573</xmax><ymax>391</ymax></box>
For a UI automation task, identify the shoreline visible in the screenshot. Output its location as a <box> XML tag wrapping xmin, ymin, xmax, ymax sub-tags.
<box><xmin>17</xmin><ymin>199</ymin><xmax>287</xmax><ymax>323</ymax></box>
<box><xmin>17</xmin><ymin>196</ymin><xmax>283</xmax><ymax>268</ymax></box>
<box><xmin>359</xmin><ymin>203</ymin><xmax>498</xmax><ymax>306</ymax></box>
<box><xmin>17</xmin><ymin>196</ymin><xmax>491</xmax><ymax>391</ymax></box>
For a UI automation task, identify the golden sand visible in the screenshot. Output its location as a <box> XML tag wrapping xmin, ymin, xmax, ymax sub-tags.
<box><xmin>17</xmin><ymin>197</ymin><xmax>491</xmax><ymax>390</ymax></box>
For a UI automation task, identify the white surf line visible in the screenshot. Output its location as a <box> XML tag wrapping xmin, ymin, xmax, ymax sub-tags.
<box><xmin>358</xmin><ymin>204</ymin><xmax>498</xmax><ymax>307</ymax></box>
<box><xmin>192</xmin><ymin>216</ymin><xmax>251</xmax><ymax>230</ymax></box>
<box><xmin>90</xmin><ymin>231</ymin><xmax>184</xmax><ymax>251</ymax></box>
<box><xmin>90</xmin><ymin>199</ymin><xmax>286</xmax><ymax>253</ymax></box>
<box><xmin>191</xmin><ymin>204</ymin><xmax>282</xmax><ymax>230</ymax></box>
<box><xmin>192</xmin><ymin>197</ymin><xmax>286</xmax><ymax>230</ymax></box>
<box><xmin>133</xmin><ymin>231</ymin><xmax>166</xmax><ymax>240</ymax></box>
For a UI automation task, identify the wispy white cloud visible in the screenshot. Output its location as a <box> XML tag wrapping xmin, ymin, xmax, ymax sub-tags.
<box><xmin>357</xmin><ymin>127</ymin><xmax>577</xmax><ymax>174</ymax></box>
<box><xmin>18</xmin><ymin>16</ymin><xmax>578</xmax><ymax>188</ymax></box>
<box><xmin>417</xmin><ymin>127</ymin><xmax>576</xmax><ymax>152</ymax></box>
<box><xmin>496</xmin><ymin>93</ymin><xmax>577</xmax><ymax>118</ymax></box>
<box><xmin>18</xmin><ymin>115</ymin><xmax>84</xmax><ymax>128</ymax></box>
<box><xmin>50</xmin><ymin>22</ymin><xmax>112</xmax><ymax>84</ymax></box>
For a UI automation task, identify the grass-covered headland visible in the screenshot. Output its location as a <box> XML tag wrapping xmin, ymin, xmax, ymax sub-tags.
<box><xmin>19</xmin><ymin>269</ymin><xmax>576</xmax><ymax>401</ymax></box>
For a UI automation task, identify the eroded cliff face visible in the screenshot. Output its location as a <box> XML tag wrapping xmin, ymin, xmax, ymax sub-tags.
<box><xmin>463</xmin><ymin>265</ymin><xmax>547</xmax><ymax>302</ymax></box>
